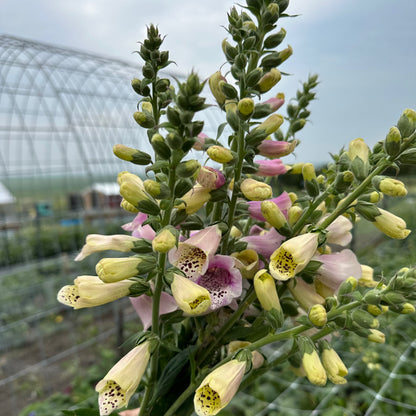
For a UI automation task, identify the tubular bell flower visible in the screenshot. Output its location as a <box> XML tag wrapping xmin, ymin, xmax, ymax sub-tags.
<box><xmin>247</xmin><ymin>191</ymin><xmax>292</xmax><ymax>221</ymax></box>
<box><xmin>96</xmin><ymin>341</ymin><xmax>151</xmax><ymax>415</ymax></box>
<box><xmin>75</xmin><ymin>234</ymin><xmax>140</xmax><ymax>261</ymax></box>
<box><xmin>175</xmin><ymin>184</ymin><xmax>211</xmax><ymax>214</ymax></box>
<box><xmin>130</xmin><ymin>292</ymin><xmax>178</xmax><ymax>330</ymax></box>
<box><xmin>122</xmin><ymin>212</ymin><xmax>156</xmax><ymax>240</ymax></box>
<box><xmin>314</xmin><ymin>249</ymin><xmax>362</xmax><ymax>295</ymax></box>
<box><xmin>171</xmin><ymin>273</ymin><xmax>212</xmax><ymax>315</ymax></box>
<box><xmin>96</xmin><ymin>256</ymin><xmax>155</xmax><ymax>283</ymax></box>
<box><xmin>194</xmin><ymin>359</ymin><xmax>247</xmax><ymax>416</ymax></box>
<box><xmin>57</xmin><ymin>276</ymin><xmax>134</xmax><ymax>309</ymax></box>
<box><xmin>195</xmin><ymin>255</ymin><xmax>242</xmax><ymax>311</ymax></box>
<box><xmin>288</xmin><ymin>278</ymin><xmax>325</xmax><ymax>312</ymax></box>
<box><xmin>168</xmin><ymin>225</ymin><xmax>221</xmax><ymax>279</ymax></box>
<box><xmin>320</xmin><ymin>215</ymin><xmax>353</xmax><ymax>246</ymax></box>
<box><xmin>269</xmin><ymin>233</ymin><xmax>319</xmax><ymax>281</ymax></box>
<box><xmin>241</xmin><ymin>226</ymin><xmax>285</xmax><ymax>259</ymax></box>
<box><xmin>254</xmin><ymin>159</ymin><xmax>288</xmax><ymax>177</ymax></box>
<box><xmin>299</xmin><ymin>337</ymin><xmax>327</xmax><ymax>386</ymax></box>
<box><xmin>320</xmin><ymin>340</ymin><xmax>348</xmax><ymax>385</ymax></box>
<box><xmin>372</xmin><ymin>208</ymin><xmax>411</xmax><ymax>239</ymax></box>
<box><xmin>231</xmin><ymin>249</ymin><xmax>260</xmax><ymax>280</ymax></box>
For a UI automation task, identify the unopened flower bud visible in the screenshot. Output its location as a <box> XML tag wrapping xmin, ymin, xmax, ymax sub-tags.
<box><xmin>152</xmin><ymin>228</ymin><xmax>177</xmax><ymax>253</ymax></box>
<box><xmin>143</xmin><ymin>180</ymin><xmax>170</xmax><ymax>199</ymax></box>
<box><xmin>261</xmin><ymin>200</ymin><xmax>288</xmax><ymax>231</ymax></box>
<box><xmin>299</xmin><ymin>337</ymin><xmax>327</xmax><ymax>386</ymax></box>
<box><xmin>384</xmin><ymin>126</ymin><xmax>402</xmax><ymax>157</ymax></box>
<box><xmin>397</xmin><ymin>108</ymin><xmax>416</xmax><ymax>138</ymax></box>
<box><xmin>196</xmin><ymin>166</ymin><xmax>226</xmax><ymax>190</ymax></box>
<box><xmin>151</xmin><ymin>133</ymin><xmax>171</xmax><ymax>159</ymax></box>
<box><xmin>288</xmin><ymin>205</ymin><xmax>303</xmax><ymax>226</ymax></box>
<box><xmin>241</xmin><ymin>178</ymin><xmax>272</xmax><ymax>201</ymax></box>
<box><xmin>254</xmin><ymin>270</ymin><xmax>282</xmax><ymax>315</ymax></box>
<box><xmin>222</xmin><ymin>38</ymin><xmax>238</xmax><ymax>62</ymax></box>
<box><xmin>207</xmin><ymin>145</ymin><xmax>234</xmax><ymax>164</ymax></box>
<box><xmin>113</xmin><ymin>144</ymin><xmax>152</xmax><ymax>165</ymax></box>
<box><xmin>375</xmin><ymin>177</ymin><xmax>408</xmax><ymax>197</ymax></box>
<box><xmin>175</xmin><ymin>185</ymin><xmax>211</xmax><ymax>214</ymax></box>
<box><xmin>399</xmin><ymin>302</ymin><xmax>415</xmax><ymax>314</ymax></box>
<box><xmin>257</xmin><ymin>68</ymin><xmax>281</xmax><ymax>93</ymax></box>
<box><xmin>372</xmin><ymin>208</ymin><xmax>410</xmax><ymax>239</ymax></box>
<box><xmin>302</xmin><ymin>163</ymin><xmax>319</xmax><ymax>197</ymax></box>
<box><xmin>238</xmin><ymin>97</ymin><xmax>255</xmax><ymax>116</ymax></box>
<box><xmin>176</xmin><ymin>160</ymin><xmax>201</xmax><ymax>178</ymax></box>
<box><xmin>264</xmin><ymin>28</ymin><xmax>287</xmax><ymax>49</ymax></box>
<box><xmin>257</xmin><ymin>139</ymin><xmax>296</xmax><ymax>158</ymax></box>
<box><xmin>308</xmin><ymin>304</ymin><xmax>327</xmax><ymax>327</ymax></box>
<box><xmin>133</xmin><ymin>111</ymin><xmax>155</xmax><ymax>128</ymax></box>
<box><xmin>253</xmin><ymin>114</ymin><xmax>284</xmax><ymax>136</ymax></box>
<box><xmin>352</xmin><ymin>309</ymin><xmax>379</xmax><ymax>329</ymax></box>
<box><xmin>347</xmin><ymin>138</ymin><xmax>369</xmax><ymax>180</ymax></box>
<box><xmin>368</xmin><ymin>329</ymin><xmax>385</xmax><ymax>344</ymax></box>
<box><xmin>320</xmin><ymin>341</ymin><xmax>348</xmax><ymax>385</ymax></box>
<box><xmin>120</xmin><ymin>198</ymin><xmax>139</xmax><ymax>213</ymax></box>
<box><xmin>209</xmin><ymin>71</ymin><xmax>227</xmax><ymax>107</ymax></box>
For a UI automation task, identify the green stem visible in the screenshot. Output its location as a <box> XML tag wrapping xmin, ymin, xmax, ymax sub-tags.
<box><xmin>318</xmin><ymin>161</ymin><xmax>390</xmax><ymax>230</ymax></box>
<box><xmin>291</xmin><ymin>188</ymin><xmax>333</xmax><ymax>236</ymax></box>
<box><xmin>221</xmin><ymin>124</ymin><xmax>246</xmax><ymax>255</ymax></box>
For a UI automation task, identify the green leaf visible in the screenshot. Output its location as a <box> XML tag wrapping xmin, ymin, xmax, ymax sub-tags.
<box><xmin>216</xmin><ymin>122</ymin><xmax>228</xmax><ymax>140</ymax></box>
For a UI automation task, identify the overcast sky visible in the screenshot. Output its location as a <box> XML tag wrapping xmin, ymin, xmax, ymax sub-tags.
<box><xmin>1</xmin><ymin>0</ymin><xmax>415</xmax><ymax>164</ymax></box>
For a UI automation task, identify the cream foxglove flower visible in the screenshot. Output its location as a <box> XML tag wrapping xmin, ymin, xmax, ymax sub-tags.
<box><xmin>96</xmin><ymin>342</ymin><xmax>151</xmax><ymax>415</ymax></box>
<box><xmin>269</xmin><ymin>233</ymin><xmax>319</xmax><ymax>281</ymax></box>
<box><xmin>96</xmin><ymin>257</ymin><xmax>154</xmax><ymax>283</ymax></box>
<box><xmin>194</xmin><ymin>359</ymin><xmax>246</xmax><ymax>416</ymax></box>
<box><xmin>75</xmin><ymin>234</ymin><xmax>139</xmax><ymax>261</ymax></box>
<box><xmin>320</xmin><ymin>341</ymin><xmax>348</xmax><ymax>385</ymax></box>
<box><xmin>57</xmin><ymin>276</ymin><xmax>133</xmax><ymax>309</ymax></box>
<box><xmin>171</xmin><ymin>274</ymin><xmax>212</xmax><ymax>315</ymax></box>
<box><xmin>372</xmin><ymin>208</ymin><xmax>411</xmax><ymax>239</ymax></box>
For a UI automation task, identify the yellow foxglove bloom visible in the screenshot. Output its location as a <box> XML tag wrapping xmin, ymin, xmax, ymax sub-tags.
<box><xmin>175</xmin><ymin>184</ymin><xmax>211</xmax><ymax>214</ymax></box>
<box><xmin>269</xmin><ymin>233</ymin><xmax>319</xmax><ymax>281</ymax></box>
<box><xmin>171</xmin><ymin>274</ymin><xmax>211</xmax><ymax>315</ymax></box>
<box><xmin>231</xmin><ymin>249</ymin><xmax>260</xmax><ymax>279</ymax></box>
<box><xmin>194</xmin><ymin>359</ymin><xmax>246</xmax><ymax>415</ymax></box>
<box><xmin>253</xmin><ymin>270</ymin><xmax>281</xmax><ymax>312</ymax></box>
<box><xmin>209</xmin><ymin>71</ymin><xmax>227</xmax><ymax>106</ymax></box>
<box><xmin>57</xmin><ymin>276</ymin><xmax>133</xmax><ymax>309</ymax></box>
<box><xmin>96</xmin><ymin>342</ymin><xmax>151</xmax><ymax>415</ymax></box>
<box><xmin>120</xmin><ymin>198</ymin><xmax>139</xmax><ymax>213</ymax></box>
<box><xmin>254</xmin><ymin>114</ymin><xmax>284</xmax><ymax>136</ymax></box>
<box><xmin>261</xmin><ymin>200</ymin><xmax>287</xmax><ymax>229</ymax></box>
<box><xmin>321</xmin><ymin>345</ymin><xmax>348</xmax><ymax>385</ymax></box>
<box><xmin>302</xmin><ymin>349</ymin><xmax>327</xmax><ymax>386</ymax></box>
<box><xmin>96</xmin><ymin>257</ymin><xmax>143</xmax><ymax>283</ymax></box>
<box><xmin>288</xmin><ymin>278</ymin><xmax>325</xmax><ymax>312</ymax></box>
<box><xmin>373</xmin><ymin>208</ymin><xmax>411</xmax><ymax>239</ymax></box>
<box><xmin>258</xmin><ymin>68</ymin><xmax>281</xmax><ymax>93</ymax></box>
<box><xmin>237</xmin><ymin>98</ymin><xmax>255</xmax><ymax>116</ymax></box>
<box><xmin>75</xmin><ymin>234</ymin><xmax>139</xmax><ymax>261</ymax></box>
<box><xmin>240</xmin><ymin>178</ymin><xmax>272</xmax><ymax>201</ymax></box>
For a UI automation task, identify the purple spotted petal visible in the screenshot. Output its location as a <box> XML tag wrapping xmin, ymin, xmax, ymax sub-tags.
<box><xmin>247</xmin><ymin>191</ymin><xmax>292</xmax><ymax>221</ymax></box>
<box><xmin>195</xmin><ymin>255</ymin><xmax>242</xmax><ymax>311</ymax></box>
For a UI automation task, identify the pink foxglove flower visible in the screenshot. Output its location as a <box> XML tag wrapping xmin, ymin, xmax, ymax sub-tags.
<box><xmin>197</xmin><ymin>166</ymin><xmax>226</xmax><ymax>190</ymax></box>
<box><xmin>318</xmin><ymin>215</ymin><xmax>353</xmax><ymax>246</ymax></box>
<box><xmin>314</xmin><ymin>249</ymin><xmax>361</xmax><ymax>295</ymax></box>
<box><xmin>254</xmin><ymin>159</ymin><xmax>288</xmax><ymax>177</ymax></box>
<box><xmin>168</xmin><ymin>225</ymin><xmax>221</xmax><ymax>279</ymax></box>
<box><xmin>241</xmin><ymin>227</ymin><xmax>285</xmax><ymax>259</ymax></box>
<box><xmin>130</xmin><ymin>292</ymin><xmax>178</xmax><ymax>331</ymax></box>
<box><xmin>194</xmin><ymin>255</ymin><xmax>242</xmax><ymax>311</ymax></box>
<box><xmin>257</xmin><ymin>139</ymin><xmax>296</xmax><ymax>158</ymax></box>
<box><xmin>247</xmin><ymin>191</ymin><xmax>291</xmax><ymax>222</ymax></box>
<box><xmin>122</xmin><ymin>212</ymin><xmax>156</xmax><ymax>240</ymax></box>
